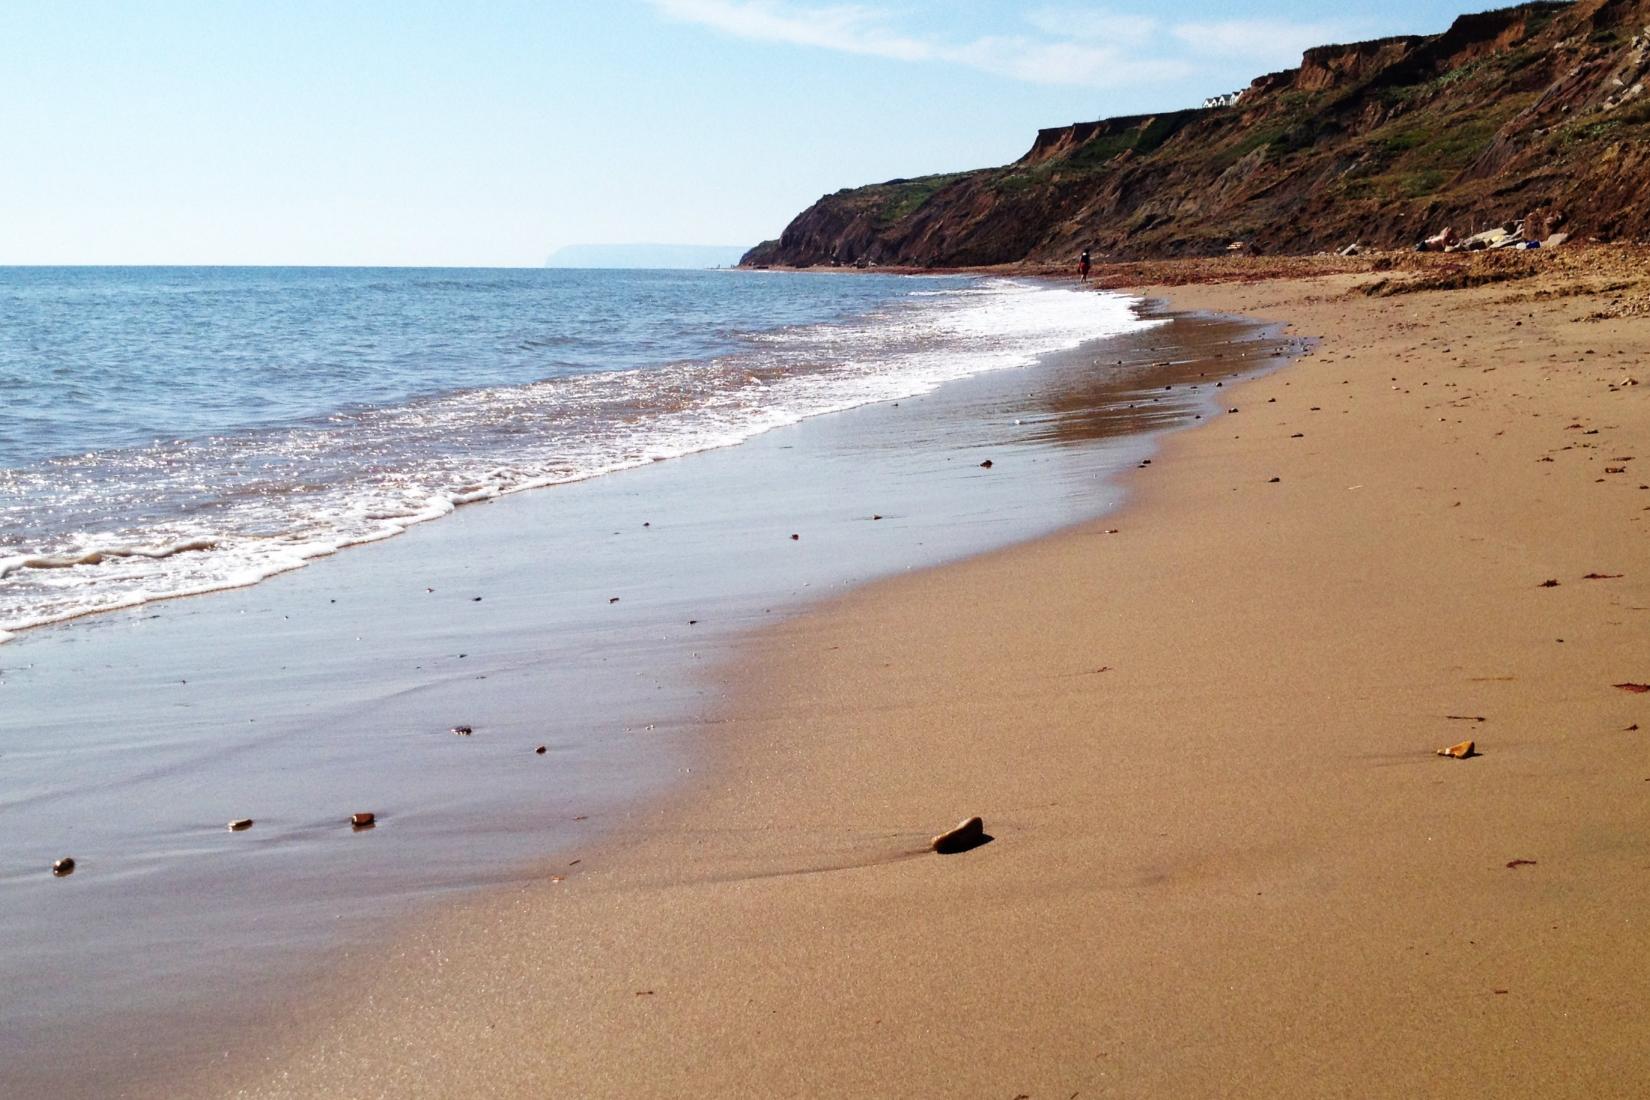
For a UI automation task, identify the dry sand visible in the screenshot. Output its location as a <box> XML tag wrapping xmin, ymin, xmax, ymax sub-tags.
<box><xmin>212</xmin><ymin>256</ymin><xmax>1648</xmax><ymax>1098</ymax></box>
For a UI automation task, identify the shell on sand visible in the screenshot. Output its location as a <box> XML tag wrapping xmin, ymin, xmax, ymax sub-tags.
<box><xmin>1436</xmin><ymin>740</ymin><xmax>1476</xmax><ymax>759</ymax></box>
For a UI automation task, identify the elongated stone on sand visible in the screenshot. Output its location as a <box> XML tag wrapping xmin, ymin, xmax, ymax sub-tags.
<box><xmin>350</xmin><ymin>812</ymin><xmax>376</xmax><ymax>828</ymax></box>
<box><xmin>450</xmin><ymin>725</ymin><xmax>473</xmax><ymax>736</ymax></box>
<box><xmin>227</xmin><ymin>819</ymin><xmax>253</xmax><ymax>831</ymax></box>
<box><xmin>1437</xmin><ymin>740</ymin><xmax>1476</xmax><ymax>759</ymax></box>
<box><xmin>931</xmin><ymin>816</ymin><xmax>985</xmax><ymax>854</ymax></box>
<box><xmin>52</xmin><ymin>857</ymin><xmax>75</xmax><ymax>877</ymax></box>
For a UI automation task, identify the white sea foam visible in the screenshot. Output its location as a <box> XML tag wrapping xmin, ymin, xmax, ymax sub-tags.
<box><xmin>0</xmin><ymin>279</ymin><xmax>1160</xmax><ymax>640</ymax></box>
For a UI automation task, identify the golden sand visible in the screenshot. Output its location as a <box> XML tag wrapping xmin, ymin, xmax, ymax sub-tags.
<box><xmin>209</xmin><ymin>257</ymin><xmax>1649</xmax><ymax>1098</ymax></box>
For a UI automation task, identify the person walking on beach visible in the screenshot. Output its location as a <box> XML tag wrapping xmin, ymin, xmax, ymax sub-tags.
<box><xmin>1078</xmin><ymin>248</ymin><xmax>1091</xmax><ymax>281</ymax></box>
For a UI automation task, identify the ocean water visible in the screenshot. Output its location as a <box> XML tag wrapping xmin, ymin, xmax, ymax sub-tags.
<box><xmin>0</xmin><ymin>267</ymin><xmax>1158</xmax><ymax>641</ymax></box>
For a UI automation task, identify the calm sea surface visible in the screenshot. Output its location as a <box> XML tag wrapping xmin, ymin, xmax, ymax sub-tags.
<box><xmin>0</xmin><ymin>267</ymin><xmax>1155</xmax><ymax>639</ymax></box>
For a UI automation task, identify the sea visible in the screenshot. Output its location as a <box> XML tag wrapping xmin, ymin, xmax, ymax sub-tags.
<box><xmin>0</xmin><ymin>267</ymin><xmax>1157</xmax><ymax>642</ymax></box>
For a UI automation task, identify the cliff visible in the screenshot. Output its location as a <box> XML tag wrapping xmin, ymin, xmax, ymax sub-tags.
<box><xmin>743</xmin><ymin>0</ymin><xmax>1650</xmax><ymax>267</ymax></box>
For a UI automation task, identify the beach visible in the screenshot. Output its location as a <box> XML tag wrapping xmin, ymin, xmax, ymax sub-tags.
<box><xmin>2</xmin><ymin>283</ymin><xmax>1289</xmax><ymax>1097</ymax></box>
<box><xmin>192</xmin><ymin>252</ymin><xmax>1649</xmax><ymax>1097</ymax></box>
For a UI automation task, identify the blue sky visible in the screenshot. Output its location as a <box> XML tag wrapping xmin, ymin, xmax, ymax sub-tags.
<box><xmin>2</xmin><ymin>1</ymin><xmax>1478</xmax><ymax>265</ymax></box>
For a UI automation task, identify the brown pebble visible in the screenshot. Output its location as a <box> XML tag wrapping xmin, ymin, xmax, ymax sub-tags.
<box><xmin>1268</xmin><ymin>477</ymin><xmax>1281</xmax><ymax>484</ymax></box>
<box><xmin>535</xmin><ymin>745</ymin><xmax>547</xmax><ymax>755</ymax></box>
<box><xmin>980</xmin><ymin>459</ymin><xmax>994</xmax><ymax>469</ymax></box>
<box><xmin>350</xmin><ymin>812</ymin><xmax>376</xmax><ymax>828</ymax></box>
<box><xmin>790</xmin><ymin>533</ymin><xmax>799</xmax><ymax>540</ymax></box>
<box><xmin>227</xmin><ymin>819</ymin><xmax>253</xmax><ymax>832</ymax></box>
<box><xmin>52</xmin><ymin>857</ymin><xmax>75</xmax><ymax>877</ymax></box>
<box><xmin>931</xmin><ymin>815</ymin><xmax>986</xmax><ymax>854</ymax></box>
<box><xmin>1437</xmin><ymin>740</ymin><xmax>1477</xmax><ymax>759</ymax></box>
<box><xmin>608</xmin><ymin>597</ymin><xmax>620</xmax><ymax>604</ymax></box>
<box><xmin>872</xmin><ymin>514</ymin><xmax>883</xmax><ymax>521</ymax></box>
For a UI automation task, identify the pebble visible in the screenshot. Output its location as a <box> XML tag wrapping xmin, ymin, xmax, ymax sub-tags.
<box><xmin>450</xmin><ymin>725</ymin><xmax>473</xmax><ymax>736</ymax></box>
<box><xmin>931</xmin><ymin>815</ymin><xmax>986</xmax><ymax>854</ymax></box>
<box><xmin>52</xmin><ymin>857</ymin><xmax>75</xmax><ymax>877</ymax></box>
<box><xmin>535</xmin><ymin>745</ymin><xmax>548</xmax><ymax>755</ymax></box>
<box><xmin>1437</xmin><ymin>740</ymin><xmax>1477</xmax><ymax>759</ymax></box>
<box><xmin>980</xmin><ymin>459</ymin><xmax>994</xmax><ymax>469</ymax></box>
<box><xmin>227</xmin><ymin>819</ymin><xmax>253</xmax><ymax>831</ymax></box>
<box><xmin>790</xmin><ymin>533</ymin><xmax>800</xmax><ymax>540</ymax></box>
<box><xmin>351</xmin><ymin>812</ymin><xmax>376</xmax><ymax>828</ymax></box>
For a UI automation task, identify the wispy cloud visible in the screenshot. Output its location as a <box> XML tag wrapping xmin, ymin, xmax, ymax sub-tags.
<box><xmin>648</xmin><ymin>0</ymin><xmax>931</xmax><ymax>62</ymax></box>
<box><xmin>650</xmin><ymin>0</ymin><xmax>1360</xmax><ymax>88</ymax></box>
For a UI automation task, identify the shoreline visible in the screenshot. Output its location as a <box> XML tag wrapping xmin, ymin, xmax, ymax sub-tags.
<box><xmin>1</xmin><ymin>298</ymin><xmax>1286</xmax><ymax>1098</ymax></box>
<box><xmin>201</xmin><ymin>257</ymin><xmax>1648</xmax><ymax>1097</ymax></box>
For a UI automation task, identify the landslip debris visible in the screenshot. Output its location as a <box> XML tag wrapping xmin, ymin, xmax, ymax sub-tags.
<box><xmin>1437</xmin><ymin>740</ymin><xmax>1478</xmax><ymax>759</ymax></box>
<box><xmin>931</xmin><ymin>815</ymin><xmax>987</xmax><ymax>854</ymax></box>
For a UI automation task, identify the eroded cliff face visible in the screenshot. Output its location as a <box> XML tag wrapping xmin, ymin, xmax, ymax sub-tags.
<box><xmin>744</xmin><ymin>0</ymin><xmax>1650</xmax><ymax>267</ymax></box>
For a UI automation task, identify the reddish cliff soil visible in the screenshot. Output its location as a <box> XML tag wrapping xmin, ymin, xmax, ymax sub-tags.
<box><xmin>745</xmin><ymin>0</ymin><xmax>1650</xmax><ymax>267</ymax></box>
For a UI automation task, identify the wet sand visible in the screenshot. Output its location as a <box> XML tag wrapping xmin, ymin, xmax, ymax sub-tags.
<box><xmin>1</xmin><ymin>303</ymin><xmax>1288</xmax><ymax>1098</ymax></box>
<box><xmin>200</xmin><ymin>260</ymin><xmax>1649</xmax><ymax>1097</ymax></box>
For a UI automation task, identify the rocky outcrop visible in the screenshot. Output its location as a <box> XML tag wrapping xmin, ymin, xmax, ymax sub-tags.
<box><xmin>744</xmin><ymin>0</ymin><xmax>1650</xmax><ymax>267</ymax></box>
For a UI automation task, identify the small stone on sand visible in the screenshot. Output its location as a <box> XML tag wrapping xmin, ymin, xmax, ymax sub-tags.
<box><xmin>52</xmin><ymin>857</ymin><xmax>75</xmax><ymax>877</ymax></box>
<box><xmin>980</xmin><ymin>459</ymin><xmax>994</xmax><ymax>468</ymax></box>
<box><xmin>351</xmin><ymin>812</ymin><xmax>376</xmax><ymax>828</ymax></box>
<box><xmin>227</xmin><ymin>819</ymin><xmax>253</xmax><ymax>831</ymax></box>
<box><xmin>450</xmin><ymin>725</ymin><xmax>473</xmax><ymax>736</ymax></box>
<box><xmin>535</xmin><ymin>745</ymin><xmax>547</xmax><ymax>754</ymax></box>
<box><xmin>1437</xmin><ymin>740</ymin><xmax>1477</xmax><ymax>759</ymax></box>
<box><xmin>790</xmin><ymin>533</ymin><xmax>799</xmax><ymax>540</ymax></box>
<box><xmin>931</xmin><ymin>815</ymin><xmax>986</xmax><ymax>854</ymax></box>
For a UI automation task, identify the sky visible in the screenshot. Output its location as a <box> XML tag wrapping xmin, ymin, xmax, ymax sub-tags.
<box><xmin>2</xmin><ymin>1</ymin><xmax>1482</xmax><ymax>266</ymax></box>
